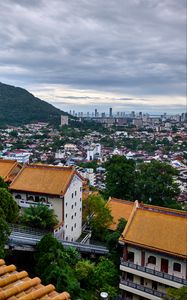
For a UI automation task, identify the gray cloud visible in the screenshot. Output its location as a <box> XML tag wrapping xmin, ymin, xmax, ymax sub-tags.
<box><xmin>0</xmin><ymin>0</ymin><xmax>186</xmax><ymax>112</ymax></box>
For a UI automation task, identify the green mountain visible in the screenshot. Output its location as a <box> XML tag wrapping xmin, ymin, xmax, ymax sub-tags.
<box><xmin>0</xmin><ymin>82</ymin><xmax>66</xmax><ymax>126</ymax></box>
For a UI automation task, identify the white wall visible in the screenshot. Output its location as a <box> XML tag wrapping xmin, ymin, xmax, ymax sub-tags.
<box><xmin>63</xmin><ymin>174</ymin><xmax>82</xmax><ymax>241</ymax></box>
<box><xmin>127</xmin><ymin>246</ymin><xmax>186</xmax><ymax>279</ymax></box>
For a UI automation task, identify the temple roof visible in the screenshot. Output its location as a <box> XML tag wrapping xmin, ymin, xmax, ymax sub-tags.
<box><xmin>0</xmin><ymin>259</ymin><xmax>70</xmax><ymax>300</ymax></box>
<box><xmin>120</xmin><ymin>201</ymin><xmax>187</xmax><ymax>258</ymax></box>
<box><xmin>9</xmin><ymin>164</ymin><xmax>82</xmax><ymax>196</ymax></box>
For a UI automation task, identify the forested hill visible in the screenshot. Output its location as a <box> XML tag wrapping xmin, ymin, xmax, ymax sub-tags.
<box><xmin>0</xmin><ymin>82</ymin><xmax>66</xmax><ymax>126</ymax></box>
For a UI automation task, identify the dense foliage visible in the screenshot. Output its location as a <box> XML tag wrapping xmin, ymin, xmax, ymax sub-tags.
<box><xmin>35</xmin><ymin>234</ymin><xmax>119</xmax><ymax>300</ymax></box>
<box><xmin>84</xmin><ymin>194</ymin><xmax>113</xmax><ymax>240</ymax></box>
<box><xmin>0</xmin><ymin>180</ymin><xmax>19</xmax><ymax>257</ymax></box>
<box><xmin>20</xmin><ymin>204</ymin><xmax>58</xmax><ymax>230</ymax></box>
<box><xmin>105</xmin><ymin>156</ymin><xmax>181</xmax><ymax>209</ymax></box>
<box><xmin>0</xmin><ymin>82</ymin><xmax>67</xmax><ymax>125</ymax></box>
<box><xmin>164</xmin><ymin>286</ymin><xmax>187</xmax><ymax>300</ymax></box>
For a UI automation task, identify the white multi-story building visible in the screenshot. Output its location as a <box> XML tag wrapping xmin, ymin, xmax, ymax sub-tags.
<box><xmin>61</xmin><ymin>115</ymin><xmax>69</xmax><ymax>126</ymax></box>
<box><xmin>1</xmin><ymin>151</ymin><xmax>31</xmax><ymax>164</ymax></box>
<box><xmin>77</xmin><ymin>168</ymin><xmax>96</xmax><ymax>187</ymax></box>
<box><xmin>86</xmin><ymin>143</ymin><xmax>101</xmax><ymax>161</ymax></box>
<box><xmin>119</xmin><ymin>201</ymin><xmax>187</xmax><ymax>300</ymax></box>
<box><xmin>9</xmin><ymin>164</ymin><xmax>83</xmax><ymax>241</ymax></box>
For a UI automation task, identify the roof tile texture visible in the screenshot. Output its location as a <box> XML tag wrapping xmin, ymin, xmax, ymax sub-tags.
<box><xmin>0</xmin><ymin>260</ymin><xmax>70</xmax><ymax>300</ymax></box>
<box><xmin>9</xmin><ymin>164</ymin><xmax>76</xmax><ymax>196</ymax></box>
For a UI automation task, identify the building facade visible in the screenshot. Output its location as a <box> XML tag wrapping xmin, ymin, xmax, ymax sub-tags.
<box><xmin>119</xmin><ymin>201</ymin><xmax>187</xmax><ymax>300</ymax></box>
<box><xmin>9</xmin><ymin>164</ymin><xmax>83</xmax><ymax>241</ymax></box>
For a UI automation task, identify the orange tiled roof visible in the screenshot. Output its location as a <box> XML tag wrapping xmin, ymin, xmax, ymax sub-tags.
<box><xmin>0</xmin><ymin>160</ymin><xmax>21</xmax><ymax>182</ymax></box>
<box><xmin>0</xmin><ymin>259</ymin><xmax>70</xmax><ymax>300</ymax></box>
<box><xmin>107</xmin><ymin>197</ymin><xmax>134</xmax><ymax>230</ymax></box>
<box><xmin>120</xmin><ymin>201</ymin><xmax>187</xmax><ymax>258</ymax></box>
<box><xmin>9</xmin><ymin>164</ymin><xmax>81</xmax><ymax>196</ymax></box>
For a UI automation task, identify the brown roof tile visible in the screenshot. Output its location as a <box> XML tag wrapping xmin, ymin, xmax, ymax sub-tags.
<box><xmin>120</xmin><ymin>201</ymin><xmax>187</xmax><ymax>258</ymax></box>
<box><xmin>0</xmin><ymin>160</ymin><xmax>21</xmax><ymax>182</ymax></box>
<box><xmin>107</xmin><ymin>197</ymin><xmax>134</xmax><ymax>230</ymax></box>
<box><xmin>0</xmin><ymin>260</ymin><xmax>70</xmax><ymax>300</ymax></box>
<box><xmin>9</xmin><ymin>164</ymin><xmax>82</xmax><ymax>196</ymax></box>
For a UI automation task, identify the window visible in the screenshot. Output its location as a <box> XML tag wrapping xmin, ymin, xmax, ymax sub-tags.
<box><xmin>140</xmin><ymin>277</ymin><xmax>144</xmax><ymax>285</ymax></box>
<box><xmin>65</xmin><ymin>213</ymin><xmax>67</xmax><ymax>218</ymax></box>
<box><xmin>71</xmin><ymin>215</ymin><xmax>73</xmax><ymax>220</ymax></box>
<box><xmin>72</xmin><ymin>193</ymin><xmax>74</xmax><ymax>198</ymax></box>
<box><xmin>80</xmin><ymin>198</ymin><xmax>81</xmax><ymax>202</ymax></box>
<box><xmin>75</xmin><ymin>202</ymin><xmax>77</xmax><ymax>206</ymax></box>
<box><xmin>128</xmin><ymin>252</ymin><xmax>134</xmax><ymax>262</ymax></box>
<box><xmin>127</xmin><ymin>273</ymin><xmax>133</xmax><ymax>282</ymax></box>
<box><xmin>27</xmin><ymin>195</ymin><xmax>34</xmax><ymax>201</ymax></box>
<box><xmin>71</xmin><ymin>238</ymin><xmax>73</xmax><ymax>241</ymax></box>
<box><xmin>80</xmin><ymin>187</ymin><xmax>82</xmax><ymax>192</ymax></box>
<box><xmin>71</xmin><ymin>204</ymin><xmax>73</xmax><ymax>209</ymax></box>
<box><xmin>15</xmin><ymin>194</ymin><xmax>21</xmax><ymax>199</ymax></box>
<box><xmin>80</xmin><ymin>207</ymin><xmax>82</xmax><ymax>212</ymax></box>
<box><xmin>75</xmin><ymin>212</ymin><xmax>76</xmax><ymax>216</ymax></box>
<box><xmin>71</xmin><ymin>226</ymin><xmax>73</xmax><ymax>231</ymax></box>
<box><xmin>173</xmin><ymin>263</ymin><xmax>181</xmax><ymax>272</ymax></box>
<box><xmin>74</xmin><ymin>223</ymin><xmax>76</xmax><ymax>228</ymax></box>
<box><xmin>66</xmin><ymin>202</ymin><xmax>67</xmax><ymax>206</ymax></box>
<box><xmin>35</xmin><ymin>196</ymin><xmax>39</xmax><ymax>202</ymax></box>
<box><xmin>148</xmin><ymin>256</ymin><xmax>156</xmax><ymax>265</ymax></box>
<box><xmin>75</xmin><ymin>191</ymin><xmax>77</xmax><ymax>196</ymax></box>
<box><xmin>66</xmin><ymin>225</ymin><xmax>67</xmax><ymax>228</ymax></box>
<box><xmin>66</xmin><ymin>236</ymin><xmax>68</xmax><ymax>241</ymax></box>
<box><xmin>152</xmin><ymin>281</ymin><xmax>157</xmax><ymax>290</ymax></box>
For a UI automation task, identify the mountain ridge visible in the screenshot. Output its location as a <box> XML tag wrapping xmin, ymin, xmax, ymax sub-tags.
<box><xmin>0</xmin><ymin>82</ymin><xmax>67</xmax><ymax>126</ymax></box>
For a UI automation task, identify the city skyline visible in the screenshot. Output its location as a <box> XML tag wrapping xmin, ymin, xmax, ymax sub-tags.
<box><xmin>0</xmin><ymin>0</ymin><xmax>186</xmax><ymax>114</ymax></box>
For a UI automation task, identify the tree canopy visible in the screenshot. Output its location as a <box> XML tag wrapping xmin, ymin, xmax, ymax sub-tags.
<box><xmin>85</xmin><ymin>194</ymin><xmax>113</xmax><ymax>240</ymax></box>
<box><xmin>164</xmin><ymin>286</ymin><xmax>187</xmax><ymax>300</ymax></box>
<box><xmin>35</xmin><ymin>234</ymin><xmax>119</xmax><ymax>300</ymax></box>
<box><xmin>20</xmin><ymin>204</ymin><xmax>58</xmax><ymax>230</ymax></box>
<box><xmin>105</xmin><ymin>156</ymin><xmax>181</xmax><ymax>209</ymax></box>
<box><xmin>0</xmin><ymin>184</ymin><xmax>19</xmax><ymax>257</ymax></box>
<box><xmin>104</xmin><ymin>156</ymin><xmax>136</xmax><ymax>200</ymax></box>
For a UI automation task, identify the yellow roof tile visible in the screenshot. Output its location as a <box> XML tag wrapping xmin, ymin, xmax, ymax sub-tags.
<box><xmin>9</xmin><ymin>164</ymin><xmax>81</xmax><ymax>196</ymax></box>
<box><xmin>121</xmin><ymin>202</ymin><xmax>187</xmax><ymax>258</ymax></box>
<box><xmin>0</xmin><ymin>160</ymin><xmax>21</xmax><ymax>182</ymax></box>
<box><xmin>107</xmin><ymin>197</ymin><xmax>134</xmax><ymax>230</ymax></box>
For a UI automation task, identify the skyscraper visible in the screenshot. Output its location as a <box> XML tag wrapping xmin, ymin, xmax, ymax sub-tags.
<box><xmin>109</xmin><ymin>107</ymin><xmax>112</xmax><ymax>117</ymax></box>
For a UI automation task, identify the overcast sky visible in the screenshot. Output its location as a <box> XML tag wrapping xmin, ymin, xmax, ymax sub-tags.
<box><xmin>0</xmin><ymin>0</ymin><xmax>186</xmax><ymax>114</ymax></box>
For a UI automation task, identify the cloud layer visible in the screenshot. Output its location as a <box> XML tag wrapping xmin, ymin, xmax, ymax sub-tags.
<box><xmin>0</xmin><ymin>0</ymin><xmax>186</xmax><ymax>113</ymax></box>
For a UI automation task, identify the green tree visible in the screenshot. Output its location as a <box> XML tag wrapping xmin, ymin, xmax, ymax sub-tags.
<box><xmin>0</xmin><ymin>187</ymin><xmax>18</xmax><ymax>257</ymax></box>
<box><xmin>135</xmin><ymin>160</ymin><xmax>181</xmax><ymax>208</ymax></box>
<box><xmin>20</xmin><ymin>204</ymin><xmax>58</xmax><ymax>230</ymax></box>
<box><xmin>0</xmin><ymin>208</ymin><xmax>10</xmax><ymax>258</ymax></box>
<box><xmin>35</xmin><ymin>234</ymin><xmax>81</xmax><ymax>298</ymax></box>
<box><xmin>164</xmin><ymin>286</ymin><xmax>187</xmax><ymax>300</ymax></box>
<box><xmin>93</xmin><ymin>257</ymin><xmax>119</xmax><ymax>299</ymax></box>
<box><xmin>0</xmin><ymin>188</ymin><xmax>19</xmax><ymax>222</ymax></box>
<box><xmin>0</xmin><ymin>177</ymin><xmax>8</xmax><ymax>188</ymax></box>
<box><xmin>75</xmin><ymin>260</ymin><xmax>95</xmax><ymax>289</ymax></box>
<box><xmin>105</xmin><ymin>155</ymin><xmax>136</xmax><ymax>200</ymax></box>
<box><xmin>105</xmin><ymin>218</ymin><xmax>127</xmax><ymax>265</ymax></box>
<box><xmin>86</xmin><ymin>194</ymin><xmax>113</xmax><ymax>240</ymax></box>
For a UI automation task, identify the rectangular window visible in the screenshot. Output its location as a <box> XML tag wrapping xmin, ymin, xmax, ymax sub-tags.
<box><xmin>173</xmin><ymin>263</ymin><xmax>181</xmax><ymax>272</ymax></box>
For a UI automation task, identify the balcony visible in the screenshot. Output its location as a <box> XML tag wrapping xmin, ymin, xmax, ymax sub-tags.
<box><xmin>17</xmin><ymin>199</ymin><xmax>53</xmax><ymax>209</ymax></box>
<box><xmin>120</xmin><ymin>279</ymin><xmax>165</xmax><ymax>299</ymax></box>
<box><xmin>121</xmin><ymin>260</ymin><xmax>187</xmax><ymax>286</ymax></box>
